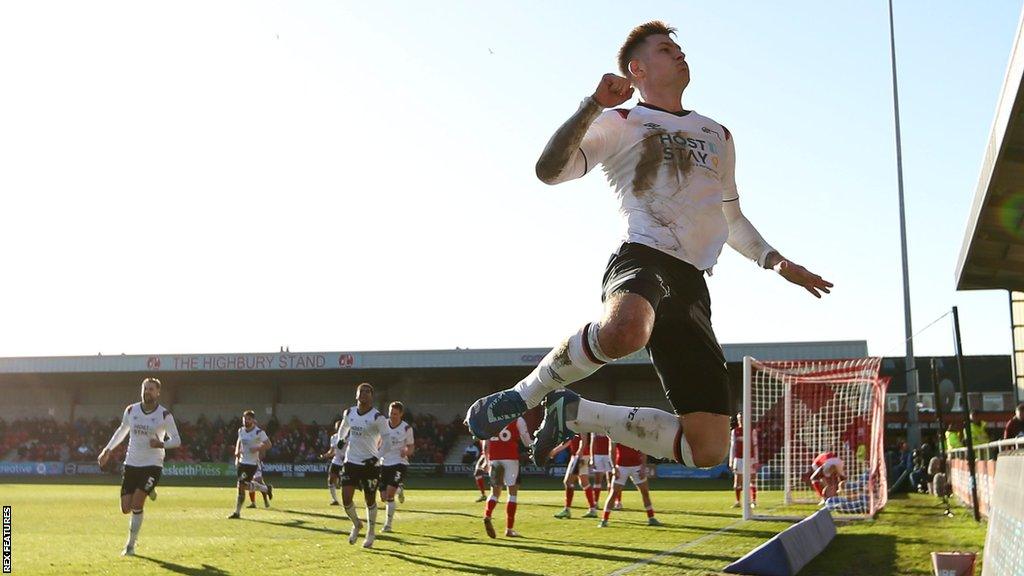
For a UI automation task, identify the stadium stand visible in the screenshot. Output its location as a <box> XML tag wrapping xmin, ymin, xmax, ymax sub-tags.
<box><xmin>0</xmin><ymin>413</ymin><xmax>463</xmax><ymax>465</ymax></box>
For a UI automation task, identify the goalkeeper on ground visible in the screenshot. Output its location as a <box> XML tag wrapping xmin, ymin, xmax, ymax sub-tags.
<box><xmin>809</xmin><ymin>451</ymin><xmax>846</xmax><ymax>504</ymax></box>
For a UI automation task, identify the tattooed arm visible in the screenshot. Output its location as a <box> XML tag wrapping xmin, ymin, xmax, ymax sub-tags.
<box><xmin>535</xmin><ymin>98</ymin><xmax>604</xmax><ymax>184</ymax></box>
<box><xmin>535</xmin><ymin>74</ymin><xmax>634</xmax><ymax>185</ymax></box>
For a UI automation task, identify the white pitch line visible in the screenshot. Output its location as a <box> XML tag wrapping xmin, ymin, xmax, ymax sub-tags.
<box><xmin>608</xmin><ymin>515</ymin><xmax>752</xmax><ymax>576</ymax></box>
<box><xmin>608</xmin><ymin>520</ymin><xmax>744</xmax><ymax>576</ymax></box>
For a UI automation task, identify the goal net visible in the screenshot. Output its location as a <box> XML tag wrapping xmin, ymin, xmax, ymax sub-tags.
<box><xmin>741</xmin><ymin>356</ymin><xmax>888</xmax><ymax>521</ymax></box>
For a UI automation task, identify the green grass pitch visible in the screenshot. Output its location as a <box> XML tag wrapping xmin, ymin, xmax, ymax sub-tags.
<box><xmin>2</xmin><ymin>476</ymin><xmax>986</xmax><ymax>575</ymax></box>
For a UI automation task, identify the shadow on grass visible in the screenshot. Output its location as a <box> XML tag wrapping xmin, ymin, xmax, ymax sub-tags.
<box><xmin>399</xmin><ymin>507</ymin><xmax>481</xmax><ymax>518</ymax></box>
<box><xmin>802</xmin><ymin>533</ymin><xmax>897</xmax><ymax>575</ymax></box>
<box><xmin>412</xmin><ymin>532</ymin><xmax>735</xmax><ymax>567</ymax></box>
<box><xmin>278</xmin><ymin>508</ymin><xmax>341</xmax><ymax>520</ymax></box>
<box><xmin>281</xmin><ymin>505</ymin><xmax>479</xmax><ymax>520</ymax></box>
<box><xmin>249</xmin><ymin>516</ymin><xmax>433</xmax><ymax>547</ymax></box>
<box><xmin>372</xmin><ymin>533</ymin><xmax>428</xmax><ymax>546</ymax></box>
<box><xmin>136</xmin><ymin>555</ymin><xmax>230</xmax><ymax>575</ymax></box>
<box><xmin>655</xmin><ymin>508</ymin><xmax>743</xmax><ymax>519</ymax></box>
<box><xmin>602</xmin><ymin>520</ymin><xmax>780</xmax><ymax>541</ymax></box>
<box><xmin>371</xmin><ymin>548</ymin><xmax>544</xmax><ymax>576</ymax></box>
<box><xmin>246</xmin><ymin>517</ymin><xmax>337</xmax><ymax>535</ymax></box>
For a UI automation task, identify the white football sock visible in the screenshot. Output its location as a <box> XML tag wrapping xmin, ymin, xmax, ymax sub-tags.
<box><xmin>568</xmin><ymin>398</ymin><xmax>695</xmax><ymax>467</ymax></box>
<box><xmin>329</xmin><ymin>484</ymin><xmax>338</xmax><ymax>502</ymax></box>
<box><xmin>386</xmin><ymin>500</ymin><xmax>396</xmax><ymax>524</ymax></box>
<box><xmin>512</xmin><ymin>323</ymin><xmax>612</xmax><ymax>407</ymax></box>
<box><xmin>366</xmin><ymin>503</ymin><xmax>378</xmax><ymax>534</ymax></box>
<box><xmin>234</xmin><ymin>493</ymin><xmax>244</xmax><ymax>514</ymax></box>
<box><xmin>344</xmin><ymin>503</ymin><xmax>359</xmax><ymax>526</ymax></box>
<box><xmin>127</xmin><ymin>510</ymin><xmax>143</xmax><ymax>547</ymax></box>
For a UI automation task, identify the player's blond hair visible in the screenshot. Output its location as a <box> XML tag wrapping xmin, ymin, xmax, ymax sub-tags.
<box><xmin>618</xmin><ymin>21</ymin><xmax>677</xmax><ymax>78</ymax></box>
<box><xmin>389</xmin><ymin>401</ymin><xmax>405</xmax><ymax>414</ymax></box>
<box><xmin>141</xmin><ymin>377</ymin><xmax>162</xmax><ymax>390</ymax></box>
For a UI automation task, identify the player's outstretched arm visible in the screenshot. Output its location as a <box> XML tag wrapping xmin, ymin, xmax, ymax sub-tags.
<box><xmin>764</xmin><ymin>252</ymin><xmax>833</xmax><ymax>299</ymax></box>
<box><xmin>98</xmin><ymin>406</ymin><xmax>131</xmax><ymax>467</ymax></box>
<box><xmin>719</xmin><ymin>127</ymin><xmax>832</xmax><ymax>298</ymax></box>
<box><xmin>536</xmin><ymin>74</ymin><xmax>633</xmax><ymax>185</ymax></box>
<box><xmin>725</xmin><ymin>203</ymin><xmax>832</xmax><ymax>298</ymax></box>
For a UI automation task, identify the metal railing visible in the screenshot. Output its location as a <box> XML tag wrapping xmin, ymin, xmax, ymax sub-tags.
<box><xmin>947</xmin><ymin>437</ymin><xmax>1024</xmax><ymax>519</ymax></box>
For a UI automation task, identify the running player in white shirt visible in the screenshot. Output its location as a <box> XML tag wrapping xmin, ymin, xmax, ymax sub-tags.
<box><xmin>466</xmin><ymin>21</ymin><xmax>832</xmax><ymax>475</ymax></box>
<box><xmin>320</xmin><ymin>419</ymin><xmax>346</xmax><ymax>506</ymax></box>
<box><xmin>339</xmin><ymin>382</ymin><xmax>389</xmax><ymax>548</ymax></box>
<box><xmin>377</xmin><ymin>401</ymin><xmax>415</xmax><ymax>532</ymax></box>
<box><xmin>228</xmin><ymin>410</ymin><xmax>273</xmax><ymax>519</ymax></box>
<box><xmin>97</xmin><ymin>377</ymin><xmax>181</xmax><ymax>556</ymax></box>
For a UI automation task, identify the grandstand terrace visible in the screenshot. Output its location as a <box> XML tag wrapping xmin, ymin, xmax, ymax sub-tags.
<box><xmin>0</xmin><ymin>342</ymin><xmax>1015</xmax><ymax>466</ymax></box>
<box><xmin>0</xmin><ymin>342</ymin><xmax>868</xmax><ymax>424</ymax></box>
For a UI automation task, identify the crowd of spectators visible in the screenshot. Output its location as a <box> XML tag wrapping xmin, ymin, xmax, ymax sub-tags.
<box><xmin>408</xmin><ymin>413</ymin><xmax>465</xmax><ymax>464</ymax></box>
<box><xmin>0</xmin><ymin>417</ymin><xmax>122</xmax><ymax>463</ymax></box>
<box><xmin>0</xmin><ymin>411</ymin><xmax>465</xmax><ymax>466</ymax></box>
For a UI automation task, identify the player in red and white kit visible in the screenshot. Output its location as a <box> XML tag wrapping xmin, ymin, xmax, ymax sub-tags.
<box><xmin>809</xmin><ymin>451</ymin><xmax>846</xmax><ymax>503</ymax></box>
<box><xmin>598</xmin><ymin>441</ymin><xmax>660</xmax><ymax>527</ymax></box>
<box><xmin>481</xmin><ymin>417</ymin><xmax>530</xmax><ymax>538</ymax></box>
<box><xmin>590</xmin><ymin>433</ymin><xmax>612</xmax><ymax>508</ymax></box>
<box><xmin>729</xmin><ymin>412</ymin><xmax>757</xmax><ymax>508</ymax></box>
<box><xmin>550</xmin><ymin>434</ymin><xmax>599</xmax><ymax>519</ymax></box>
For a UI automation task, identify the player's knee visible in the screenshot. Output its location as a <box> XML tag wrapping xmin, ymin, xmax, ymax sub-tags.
<box><xmin>598</xmin><ymin>317</ymin><xmax>651</xmax><ymax>358</ymax></box>
<box><xmin>690</xmin><ymin>442</ymin><xmax>728</xmax><ymax>468</ymax></box>
<box><xmin>683</xmin><ymin>413</ymin><xmax>730</xmax><ymax>467</ymax></box>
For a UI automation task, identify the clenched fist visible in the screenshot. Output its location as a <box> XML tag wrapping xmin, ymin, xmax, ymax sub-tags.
<box><xmin>593</xmin><ymin>73</ymin><xmax>634</xmax><ymax>108</ymax></box>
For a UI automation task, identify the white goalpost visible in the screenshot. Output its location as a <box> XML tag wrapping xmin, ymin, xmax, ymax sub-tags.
<box><xmin>742</xmin><ymin>356</ymin><xmax>888</xmax><ymax>522</ymax></box>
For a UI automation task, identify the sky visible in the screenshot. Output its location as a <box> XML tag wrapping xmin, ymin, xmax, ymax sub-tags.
<box><xmin>0</xmin><ymin>0</ymin><xmax>1020</xmax><ymax>359</ymax></box>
